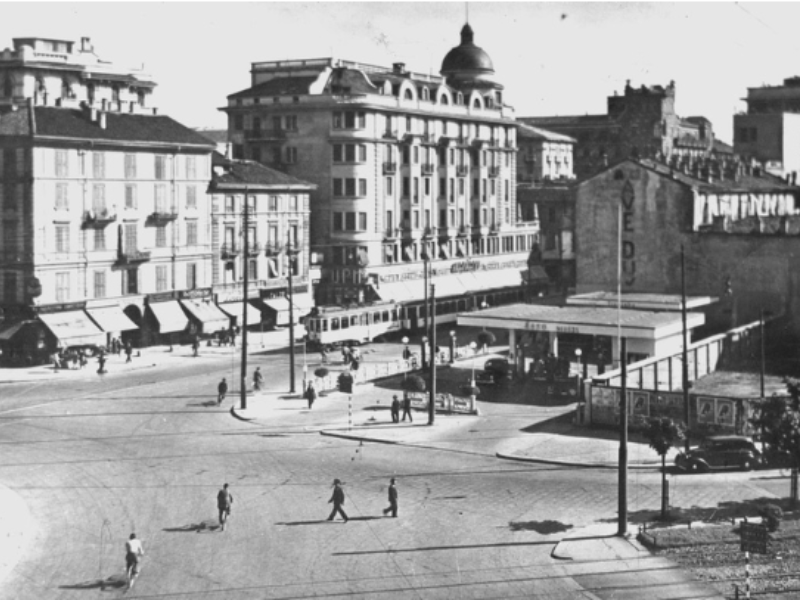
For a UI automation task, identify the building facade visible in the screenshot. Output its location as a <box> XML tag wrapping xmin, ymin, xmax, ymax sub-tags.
<box><xmin>522</xmin><ymin>81</ymin><xmax>721</xmax><ymax>179</ymax></box>
<box><xmin>208</xmin><ymin>155</ymin><xmax>316</xmax><ymax>329</ymax></box>
<box><xmin>0</xmin><ymin>36</ymin><xmax>219</xmax><ymax>363</ymax></box>
<box><xmin>575</xmin><ymin>158</ymin><xmax>800</xmax><ymax>335</ymax></box>
<box><xmin>222</xmin><ymin>24</ymin><xmax>539</xmax><ymax>329</ymax></box>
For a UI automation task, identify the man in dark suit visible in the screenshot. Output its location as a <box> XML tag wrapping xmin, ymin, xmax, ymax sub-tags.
<box><xmin>327</xmin><ymin>479</ymin><xmax>348</xmax><ymax>522</ymax></box>
<box><xmin>382</xmin><ymin>478</ymin><xmax>398</xmax><ymax>517</ymax></box>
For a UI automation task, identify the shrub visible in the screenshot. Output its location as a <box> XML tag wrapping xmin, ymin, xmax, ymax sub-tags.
<box><xmin>314</xmin><ymin>367</ymin><xmax>329</xmax><ymax>379</ymax></box>
<box><xmin>463</xmin><ymin>385</ymin><xmax>481</xmax><ymax>396</ymax></box>
<box><xmin>477</xmin><ymin>331</ymin><xmax>496</xmax><ymax>347</ymax></box>
<box><xmin>403</xmin><ymin>374</ymin><xmax>426</xmax><ymax>393</ymax></box>
<box><xmin>759</xmin><ymin>503</ymin><xmax>783</xmax><ymax>532</ymax></box>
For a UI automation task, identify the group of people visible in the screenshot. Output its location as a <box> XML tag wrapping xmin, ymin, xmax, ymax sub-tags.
<box><xmin>327</xmin><ymin>477</ymin><xmax>399</xmax><ymax>522</ymax></box>
<box><xmin>390</xmin><ymin>394</ymin><xmax>413</xmax><ymax>423</ymax></box>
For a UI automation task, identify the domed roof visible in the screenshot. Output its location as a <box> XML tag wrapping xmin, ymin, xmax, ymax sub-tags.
<box><xmin>440</xmin><ymin>24</ymin><xmax>495</xmax><ymax>75</ymax></box>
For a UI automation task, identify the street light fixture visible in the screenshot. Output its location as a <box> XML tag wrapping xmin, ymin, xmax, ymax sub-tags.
<box><xmin>449</xmin><ymin>330</ymin><xmax>456</xmax><ymax>364</ymax></box>
<box><xmin>402</xmin><ymin>336</ymin><xmax>410</xmax><ymax>379</ymax></box>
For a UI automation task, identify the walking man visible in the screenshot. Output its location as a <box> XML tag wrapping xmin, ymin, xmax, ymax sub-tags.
<box><xmin>124</xmin><ymin>341</ymin><xmax>133</xmax><ymax>363</ymax></box>
<box><xmin>304</xmin><ymin>381</ymin><xmax>317</xmax><ymax>409</ymax></box>
<box><xmin>97</xmin><ymin>353</ymin><xmax>107</xmax><ymax>375</ymax></box>
<box><xmin>217</xmin><ymin>378</ymin><xmax>228</xmax><ymax>405</ymax></box>
<box><xmin>401</xmin><ymin>393</ymin><xmax>413</xmax><ymax>422</ymax></box>
<box><xmin>391</xmin><ymin>395</ymin><xmax>400</xmax><ymax>423</ymax></box>
<box><xmin>124</xmin><ymin>533</ymin><xmax>145</xmax><ymax>591</ymax></box>
<box><xmin>327</xmin><ymin>478</ymin><xmax>348</xmax><ymax>522</ymax></box>
<box><xmin>253</xmin><ymin>367</ymin><xmax>264</xmax><ymax>391</ymax></box>
<box><xmin>192</xmin><ymin>337</ymin><xmax>200</xmax><ymax>357</ymax></box>
<box><xmin>382</xmin><ymin>478</ymin><xmax>398</xmax><ymax>517</ymax></box>
<box><xmin>217</xmin><ymin>483</ymin><xmax>234</xmax><ymax>532</ymax></box>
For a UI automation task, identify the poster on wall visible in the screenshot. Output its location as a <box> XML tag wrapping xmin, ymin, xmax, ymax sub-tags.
<box><xmin>632</xmin><ymin>392</ymin><xmax>650</xmax><ymax>417</ymax></box>
<box><xmin>697</xmin><ymin>397</ymin><xmax>715</xmax><ymax>424</ymax></box>
<box><xmin>716</xmin><ymin>399</ymin><xmax>735</xmax><ymax>427</ymax></box>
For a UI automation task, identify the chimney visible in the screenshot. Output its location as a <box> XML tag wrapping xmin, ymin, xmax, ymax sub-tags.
<box><xmin>393</xmin><ymin>62</ymin><xmax>405</xmax><ymax>74</ymax></box>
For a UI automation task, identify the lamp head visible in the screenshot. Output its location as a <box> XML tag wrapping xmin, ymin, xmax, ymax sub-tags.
<box><xmin>422</xmin><ymin>336</ymin><xmax>428</xmax><ymax>343</ymax></box>
<box><xmin>449</xmin><ymin>330</ymin><xmax>456</xmax><ymax>338</ymax></box>
<box><xmin>575</xmin><ymin>348</ymin><xmax>582</xmax><ymax>357</ymax></box>
<box><xmin>402</xmin><ymin>336</ymin><xmax>409</xmax><ymax>344</ymax></box>
<box><xmin>469</xmin><ymin>341</ymin><xmax>477</xmax><ymax>349</ymax></box>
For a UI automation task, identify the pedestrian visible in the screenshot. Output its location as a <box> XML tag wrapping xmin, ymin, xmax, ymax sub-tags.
<box><xmin>124</xmin><ymin>533</ymin><xmax>145</xmax><ymax>591</ymax></box>
<box><xmin>320</xmin><ymin>347</ymin><xmax>329</xmax><ymax>364</ymax></box>
<box><xmin>97</xmin><ymin>353</ymin><xmax>106</xmax><ymax>375</ymax></box>
<box><xmin>327</xmin><ymin>478</ymin><xmax>348</xmax><ymax>522</ymax></box>
<box><xmin>78</xmin><ymin>349</ymin><xmax>87</xmax><ymax>369</ymax></box>
<box><xmin>192</xmin><ymin>337</ymin><xmax>200</xmax><ymax>357</ymax></box>
<box><xmin>217</xmin><ymin>378</ymin><xmax>228</xmax><ymax>405</ymax></box>
<box><xmin>341</xmin><ymin>346</ymin><xmax>350</xmax><ymax>365</ymax></box>
<box><xmin>217</xmin><ymin>483</ymin><xmax>234</xmax><ymax>532</ymax></box>
<box><xmin>253</xmin><ymin>367</ymin><xmax>263</xmax><ymax>391</ymax></box>
<box><xmin>382</xmin><ymin>478</ymin><xmax>398</xmax><ymax>518</ymax></box>
<box><xmin>229</xmin><ymin>327</ymin><xmax>237</xmax><ymax>347</ymax></box>
<box><xmin>401</xmin><ymin>393</ymin><xmax>413</xmax><ymax>422</ymax></box>
<box><xmin>391</xmin><ymin>395</ymin><xmax>400</xmax><ymax>423</ymax></box>
<box><xmin>304</xmin><ymin>381</ymin><xmax>317</xmax><ymax>409</ymax></box>
<box><xmin>402</xmin><ymin>345</ymin><xmax>411</xmax><ymax>361</ymax></box>
<box><xmin>125</xmin><ymin>341</ymin><xmax>133</xmax><ymax>364</ymax></box>
<box><xmin>51</xmin><ymin>351</ymin><xmax>61</xmax><ymax>370</ymax></box>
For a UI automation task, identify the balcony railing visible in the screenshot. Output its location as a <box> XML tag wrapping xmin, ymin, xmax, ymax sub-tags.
<box><xmin>457</xmin><ymin>225</ymin><xmax>471</xmax><ymax>237</ymax></box>
<box><xmin>82</xmin><ymin>209</ymin><xmax>117</xmax><ymax>228</ymax></box>
<box><xmin>423</xmin><ymin>226</ymin><xmax>436</xmax><ymax>238</ymax></box>
<box><xmin>456</xmin><ymin>165</ymin><xmax>468</xmax><ymax>177</ymax></box>
<box><xmin>148</xmin><ymin>210</ymin><xmax>178</xmax><ymax>224</ymax></box>
<box><xmin>245</xmin><ymin>128</ymin><xmax>286</xmax><ymax>140</ymax></box>
<box><xmin>489</xmin><ymin>166</ymin><xmax>501</xmax><ymax>178</ymax></box>
<box><xmin>264</xmin><ymin>243</ymin><xmax>283</xmax><ymax>256</ymax></box>
<box><xmin>117</xmin><ymin>249</ymin><xmax>151</xmax><ymax>264</ymax></box>
<box><xmin>247</xmin><ymin>242</ymin><xmax>262</xmax><ymax>256</ymax></box>
<box><xmin>382</xmin><ymin>161</ymin><xmax>397</xmax><ymax>174</ymax></box>
<box><xmin>221</xmin><ymin>244</ymin><xmax>239</xmax><ymax>259</ymax></box>
<box><xmin>421</xmin><ymin>163</ymin><xmax>435</xmax><ymax>175</ymax></box>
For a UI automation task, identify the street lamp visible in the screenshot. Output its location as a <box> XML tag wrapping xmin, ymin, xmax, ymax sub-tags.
<box><xmin>302</xmin><ymin>339</ymin><xmax>308</xmax><ymax>392</ymax></box>
<box><xmin>402</xmin><ymin>336</ymin><xmax>410</xmax><ymax>379</ymax></box>
<box><xmin>481</xmin><ymin>301</ymin><xmax>489</xmax><ymax>310</ymax></box>
<box><xmin>421</xmin><ymin>335</ymin><xmax>428</xmax><ymax>369</ymax></box>
<box><xmin>575</xmin><ymin>348</ymin><xmax>583</xmax><ymax>424</ymax></box>
<box><xmin>449</xmin><ymin>330</ymin><xmax>457</xmax><ymax>364</ymax></box>
<box><xmin>469</xmin><ymin>341</ymin><xmax>478</xmax><ymax>387</ymax></box>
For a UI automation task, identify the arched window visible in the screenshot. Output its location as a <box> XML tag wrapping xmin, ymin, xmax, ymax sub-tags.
<box><xmin>473</xmin><ymin>98</ymin><xmax>481</xmax><ymax>109</ymax></box>
<box><xmin>456</xmin><ymin>92</ymin><xmax>464</xmax><ymax>105</ymax></box>
<box><xmin>3</xmin><ymin>74</ymin><xmax>11</xmax><ymax>98</ymax></box>
<box><xmin>404</xmin><ymin>88</ymin><xmax>413</xmax><ymax>100</ymax></box>
<box><xmin>439</xmin><ymin>94</ymin><xmax>449</xmax><ymax>105</ymax></box>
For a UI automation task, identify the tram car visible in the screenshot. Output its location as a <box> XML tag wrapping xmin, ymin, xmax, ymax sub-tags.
<box><xmin>306</xmin><ymin>302</ymin><xmax>402</xmax><ymax>348</ymax></box>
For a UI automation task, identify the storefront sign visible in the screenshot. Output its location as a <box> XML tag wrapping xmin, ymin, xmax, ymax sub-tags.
<box><xmin>694</xmin><ymin>191</ymin><xmax>799</xmax><ymax>229</ymax></box>
<box><xmin>147</xmin><ymin>292</ymin><xmax>177</xmax><ymax>303</ymax></box>
<box><xmin>36</xmin><ymin>301</ymin><xmax>87</xmax><ymax>314</ymax></box>
<box><xmin>179</xmin><ymin>288</ymin><xmax>211</xmax><ymax>300</ymax></box>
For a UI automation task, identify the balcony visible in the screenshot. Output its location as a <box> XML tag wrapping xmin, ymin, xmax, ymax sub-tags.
<box><xmin>382</xmin><ymin>130</ymin><xmax>398</xmax><ymax>140</ymax></box>
<box><xmin>221</xmin><ymin>244</ymin><xmax>239</xmax><ymax>259</ymax></box>
<box><xmin>116</xmin><ymin>249</ymin><xmax>151</xmax><ymax>264</ymax></box>
<box><xmin>383</xmin><ymin>227</ymin><xmax>401</xmax><ymax>240</ymax></box>
<box><xmin>489</xmin><ymin>223</ymin><xmax>501</xmax><ymax>235</ymax></box>
<box><xmin>489</xmin><ymin>166</ymin><xmax>501</xmax><ymax>178</ymax></box>
<box><xmin>382</xmin><ymin>161</ymin><xmax>397</xmax><ymax>174</ymax></box>
<box><xmin>439</xmin><ymin>227</ymin><xmax>457</xmax><ymax>239</ymax></box>
<box><xmin>82</xmin><ymin>209</ymin><xmax>117</xmax><ymax>229</ymax></box>
<box><xmin>457</xmin><ymin>225</ymin><xmax>471</xmax><ymax>237</ymax></box>
<box><xmin>147</xmin><ymin>210</ymin><xmax>178</xmax><ymax>225</ymax></box>
<box><xmin>245</xmin><ymin>128</ymin><xmax>285</xmax><ymax>141</ymax></box>
<box><xmin>247</xmin><ymin>242</ymin><xmax>262</xmax><ymax>256</ymax></box>
<box><xmin>264</xmin><ymin>243</ymin><xmax>283</xmax><ymax>256</ymax></box>
<box><xmin>421</xmin><ymin>163</ymin><xmax>435</xmax><ymax>175</ymax></box>
<box><xmin>422</xmin><ymin>226</ymin><xmax>436</xmax><ymax>238</ymax></box>
<box><xmin>472</xmin><ymin>225</ymin><xmax>490</xmax><ymax>237</ymax></box>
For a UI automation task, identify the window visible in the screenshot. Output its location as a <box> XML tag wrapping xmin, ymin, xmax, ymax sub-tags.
<box><xmin>289</xmin><ymin>195</ymin><xmax>298</xmax><ymax>211</ymax></box>
<box><xmin>3</xmin><ymin>221</ymin><xmax>15</xmax><ymax>252</ymax></box>
<box><xmin>55</xmin><ymin>225</ymin><xmax>70</xmax><ymax>253</ymax></box>
<box><xmin>186</xmin><ymin>263</ymin><xmax>197</xmax><ymax>289</ymax></box>
<box><xmin>93</xmin><ymin>271</ymin><xmax>106</xmax><ymax>299</ymax></box>
<box><xmin>233</xmin><ymin>115</ymin><xmax>243</xmax><ymax>130</ymax></box>
<box><xmin>285</xmin><ymin>115</ymin><xmax>297</xmax><ymax>130</ymax></box>
<box><xmin>156</xmin><ymin>265</ymin><xmax>168</xmax><ymax>292</ymax></box>
<box><xmin>122</xmin><ymin>268</ymin><xmax>138</xmax><ymax>295</ymax></box>
<box><xmin>3</xmin><ymin>272</ymin><xmax>16</xmax><ymax>303</ymax></box>
<box><xmin>333</xmin><ymin>212</ymin><xmax>344</xmax><ymax>231</ymax></box>
<box><xmin>92</xmin><ymin>152</ymin><xmax>105</xmax><ymax>179</ymax></box>
<box><xmin>332</xmin><ymin>111</ymin><xmax>365</xmax><ymax>129</ymax></box>
<box><xmin>413</xmin><ymin>146</ymin><xmax>419</xmax><ymax>164</ymax></box>
<box><xmin>386</xmin><ymin>210</ymin><xmax>393</xmax><ymax>231</ymax></box>
<box><xmin>413</xmin><ymin>178</ymin><xmax>419</xmax><ymax>203</ymax></box>
<box><xmin>156</xmin><ymin>225</ymin><xmax>167</xmax><ymax>247</ymax></box>
<box><xmin>186</xmin><ymin>220</ymin><xmax>198</xmax><ymax>246</ymax></box>
<box><xmin>155</xmin><ymin>155</ymin><xmax>167</xmax><ymax>180</ymax></box>
<box><xmin>55</xmin><ymin>183</ymin><xmax>68</xmax><ymax>210</ymax></box>
<box><xmin>359</xmin><ymin>178</ymin><xmax>367</xmax><ymax>196</ymax></box>
<box><xmin>155</xmin><ymin>184</ymin><xmax>167</xmax><ymax>213</ymax></box>
<box><xmin>55</xmin><ymin>272</ymin><xmax>70</xmax><ymax>302</ymax></box>
<box><xmin>186</xmin><ymin>156</ymin><xmax>196</xmax><ymax>179</ymax></box>
<box><xmin>124</xmin><ymin>154</ymin><xmax>137</xmax><ymax>179</ymax></box>
<box><xmin>402</xmin><ymin>177</ymin><xmax>410</xmax><ymax>198</ymax></box>
<box><xmin>413</xmin><ymin>210</ymin><xmax>420</xmax><ymax>228</ymax></box>
<box><xmin>3</xmin><ymin>149</ymin><xmax>15</xmax><ymax>178</ymax></box>
<box><xmin>345</xmin><ymin>212</ymin><xmax>356</xmax><ymax>231</ymax></box>
<box><xmin>125</xmin><ymin>184</ymin><xmax>137</xmax><ymax>209</ymax></box>
<box><xmin>385</xmin><ymin>176</ymin><xmax>393</xmax><ymax>196</ymax></box>
<box><xmin>268</xmin><ymin>196</ymin><xmax>278</xmax><ymax>211</ymax></box>
<box><xmin>55</xmin><ymin>150</ymin><xmax>68</xmax><ymax>177</ymax></box>
<box><xmin>333</xmin><ymin>145</ymin><xmax>343</xmax><ymax>162</ymax></box>
<box><xmin>124</xmin><ymin>223</ymin><xmax>137</xmax><ymax>253</ymax></box>
<box><xmin>248</xmin><ymin>259</ymin><xmax>258</xmax><ymax>281</ymax></box>
<box><xmin>186</xmin><ymin>185</ymin><xmax>197</xmax><ymax>209</ymax></box>
<box><xmin>285</xmin><ymin>147</ymin><xmax>297</xmax><ymax>163</ymax></box>
<box><xmin>424</xmin><ymin>178</ymin><xmax>431</xmax><ymax>196</ymax></box>
<box><xmin>92</xmin><ymin>184</ymin><xmax>106</xmax><ymax>213</ymax></box>
<box><xmin>225</xmin><ymin>195</ymin><xmax>235</xmax><ymax>213</ymax></box>
<box><xmin>94</xmin><ymin>228</ymin><xmax>105</xmax><ymax>251</ymax></box>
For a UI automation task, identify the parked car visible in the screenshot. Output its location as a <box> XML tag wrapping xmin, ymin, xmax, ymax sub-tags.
<box><xmin>675</xmin><ymin>435</ymin><xmax>762</xmax><ymax>472</ymax></box>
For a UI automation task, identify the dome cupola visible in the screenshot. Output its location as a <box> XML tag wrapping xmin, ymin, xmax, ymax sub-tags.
<box><xmin>440</xmin><ymin>23</ymin><xmax>501</xmax><ymax>91</ymax></box>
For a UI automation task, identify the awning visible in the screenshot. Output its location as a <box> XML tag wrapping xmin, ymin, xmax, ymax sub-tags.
<box><xmin>85</xmin><ymin>306</ymin><xmax>138</xmax><ymax>333</ymax></box>
<box><xmin>38</xmin><ymin>310</ymin><xmax>105</xmax><ymax>346</ymax></box>
<box><xmin>148</xmin><ymin>300</ymin><xmax>189</xmax><ymax>334</ymax></box>
<box><xmin>218</xmin><ymin>300</ymin><xmax>262</xmax><ymax>326</ymax></box>
<box><xmin>432</xmin><ymin>275</ymin><xmax>468</xmax><ymax>297</ymax></box>
<box><xmin>291</xmin><ymin>293</ymin><xmax>314</xmax><ymax>314</ymax></box>
<box><xmin>0</xmin><ymin>321</ymin><xmax>26</xmax><ymax>341</ymax></box>
<box><xmin>459</xmin><ymin>269</ymin><xmax>522</xmax><ymax>292</ymax></box>
<box><xmin>180</xmin><ymin>299</ymin><xmax>230</xmax><ymax>334</ymax></box>
<box><xmin>262</xmin><ymin>297</ymin><xmax>291</xmax><ymax>312</ymax></box>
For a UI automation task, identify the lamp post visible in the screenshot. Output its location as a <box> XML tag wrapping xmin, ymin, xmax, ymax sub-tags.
<box><xmin>428</xmin><ymin>283</ymin><xmax>436</xmax><ymax>425</ymax></box>
<box><xmin>575</xmin><ymin>348</ymin><xmax>583</xmax><ymax>424</ymax></box>
<box><xmin>421</xmin><ymin>336</ymin><xmax>428</xmax><ymax>370</ymax></box>
<box><xmin>402</xmin><ymin>336</ymin><xmax>410</xmax><ymax>379</ymax></box>
<box><xmin>449</xmin><ymin>330</ymin><xmax>456</xmax><ymax>364</ymax></box>
<box><xmin>302</xmin><ymin>339</ymin><xmax>308</xmax><ymax>393</ymax></box>
<box><xmin>469</xmin><ymin>340</ymin><xmax>478</xmax><ymax>413</ymax></box>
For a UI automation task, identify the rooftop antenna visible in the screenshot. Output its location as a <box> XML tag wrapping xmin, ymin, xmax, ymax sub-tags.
<box><xmin>466</xmin><ymin>2</ymin><xmax>469</xmax><ymax>23</ymax></box>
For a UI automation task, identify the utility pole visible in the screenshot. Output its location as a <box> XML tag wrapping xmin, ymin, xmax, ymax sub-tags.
<box><xmin>618</xmin><ymin>336</ymin><xmax>627</xmax><ymax>537</ymax></box>
<box><xmin>681</xmin><ymin>245</ymin><xmax>690</xmax><ymax>453</ymax></box>
<box><xmin>287</xmin><ymin>233</ymin><xmax>296</xmax><ymax>394</ymax></box>
<box><xmin>428</xmin><ymin>283</ymin><xmax>436</xmax><ymax>425</ymax></box>
<box><xmin>240</xmin><ymin>189</ymin><xmax>249</xmax><ymax>410</ymax></box>
<box><xmin>423</xmin><ymin>252</ymin><xmax>429</xmax><ymax>367</ymax></box>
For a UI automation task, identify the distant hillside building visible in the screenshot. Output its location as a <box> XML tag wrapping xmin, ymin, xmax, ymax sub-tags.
<box><xmin>521</xmin><ymin>81</ymin><xmax>720</xmax><ymax>179</ymax></box>
<box><xmin>221</xmin><ymin>23</ymin><xmax>540</xmax><ymax>328</ymax></box>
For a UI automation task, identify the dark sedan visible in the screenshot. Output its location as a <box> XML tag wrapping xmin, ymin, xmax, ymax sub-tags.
<box><xmin>675</xmin><ymin>435</ymin><xmax>762</xmax><ymax>472</ymax></box>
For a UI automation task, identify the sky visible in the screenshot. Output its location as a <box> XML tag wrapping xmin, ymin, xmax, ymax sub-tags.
<box><xmin>3</xmin><ymin>1</ymin><xmax>800</xmax><ymax>142</ymax></box>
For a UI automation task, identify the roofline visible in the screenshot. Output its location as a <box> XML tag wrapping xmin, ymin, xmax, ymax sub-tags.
<box><xmin>210</xmin><ymin>182</ymin><xmax>317</xmax><ymax>192</ymax></box>
<box><xmin>31</xmin><ymin>134</ymin><xmax>215</xmax><ymax>151</ymax></box>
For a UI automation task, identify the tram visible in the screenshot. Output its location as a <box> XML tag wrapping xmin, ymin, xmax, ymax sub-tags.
<box><xmin>305</xmin><ymin>302</ymin><xmax>402</xmax><ymax>348</ymax></box>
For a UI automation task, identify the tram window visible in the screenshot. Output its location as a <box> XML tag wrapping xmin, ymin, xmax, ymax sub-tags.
<box><xmin>307</xmin><ymin>320</ymin><xmax>315</xmax><ymax>333</ymax></box>
<box><xmin>341</xmin><ymin>316</ymin><xmax>349</xmax><ymax>329</ymax></box>
<box><xmin>351</xmin><ymin>315</ymin><xmax>358</xmax><ymax>327</ymax></box>
<box><xmin>372</xmin><ymin>312</ymin><xmax>380</xmax><ymax>323</ymax></box>
<box><xmin>322</xmin><ymin>319</ymin><xmax>328</xmax><ymax>331</ymax></box>
<box><xmin>382</xmin><ymin>310</ymin><xmax>389</xmax><ymax>322</ymax></box>
<box><xmin>331</xmin><ymin>317</ymin><xmax>339</xmax><ymax>331</ymax></box>
<box><xmin>458</xmin><ymin>299</ymin><xmax>467</xmax><ymax>311</ymax></box>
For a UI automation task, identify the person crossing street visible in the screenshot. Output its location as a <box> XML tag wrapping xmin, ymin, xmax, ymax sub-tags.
<box><xmin>217</xmin><ymin>378</ymin><xmax>228</xmax><ymax>405</ymax></box>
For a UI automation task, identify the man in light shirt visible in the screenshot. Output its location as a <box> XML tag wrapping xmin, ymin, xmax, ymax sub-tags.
<box><xmin>124</xmin><ymin>533</ymin><xmax>144</xmax><ymax>590</ymax></box>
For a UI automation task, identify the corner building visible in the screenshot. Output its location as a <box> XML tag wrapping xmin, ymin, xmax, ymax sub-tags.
<box><xmin>223</xmin><ymin>24</ymin><xmax>539</xmax><ymax>329</ymax></box>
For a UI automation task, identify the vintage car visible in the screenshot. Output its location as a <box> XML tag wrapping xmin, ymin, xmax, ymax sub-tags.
<box><xmin>675</xmin><ymin>435</ymin><xmax>762</xmax><ymax>472</ymax></box>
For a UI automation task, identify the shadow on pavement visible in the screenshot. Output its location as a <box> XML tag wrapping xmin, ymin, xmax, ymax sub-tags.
<box><xmin>275</xmin><ymin>519</ymin><xmax>334</xmax><ymax>526</ymax></box>
<box><xmin>333</xmin><ymin>539</ymin><xmax>556</xmax><ymax>556</ymax></box>
<box><xmin>508</xmin><ymin>520</ymin><xmax>574</xmax><ymax>534</ymax></box>
<box><xmin>186</xmin><ymin>400</ymin><xmax>219</xmax><ymax>408</ymax></box>
<box><xmin>162</xmin><ymin>519</ymin><xmax>220</xmax><ymax>533</ymax></box>
<box><xmin>59</xmin><ymin>574</ymin><xmax>126</xmax><ymax>590</ymax></box>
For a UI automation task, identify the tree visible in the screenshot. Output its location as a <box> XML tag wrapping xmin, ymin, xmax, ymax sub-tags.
<box><xmin>477</xmin><ymin>330</ymin><xmax>496</xmax><ymax>351</ymax></box>
<box><xmin>402</xmin><ymin>374</ymin><xmax>426</xmax><ymax>394</ymax></box>
<box><xmin>644</xmin><ymin>416</ymin><xmax>685</xmax><ymax>519</ymax></box>
<box><xmin>754</xmin><ymin>380</ymin><xmax>800</xmax><ymax>507</ymax></box>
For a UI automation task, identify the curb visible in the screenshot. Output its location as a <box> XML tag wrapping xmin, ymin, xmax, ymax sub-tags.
<box><xmin>495</xmin><ymin>451</ymin><xmax>663</xmax><ymax>470</ymax></box>
<box><xmin>320</xmin><ymin>430</ymin><xmax>401</xmax><ymax>446</ymax></box>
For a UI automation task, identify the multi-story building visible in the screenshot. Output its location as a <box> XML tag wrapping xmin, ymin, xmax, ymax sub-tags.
<box><xmin>222</xmin><ymin>23</ymin><xmax>539</xmax><ymax>328</ymax></box>
<box><xmin>0</xmin><ymin>36</ymin><xmax>216</xmax><ymax>363</ymax></box>
<box><xmin>208</xmin><ymin>154</ymin><xmax>316</xmax><ymax>329</ymax></box>
<box><xmin>522</xmin><ymin>81</ymin><xmax>722</xmax><ymax>179</ymax></box>
<box><xmin>734</xmin><ymin>77</ymin><xmax>800</xmax><ymax>179</ymax></box>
